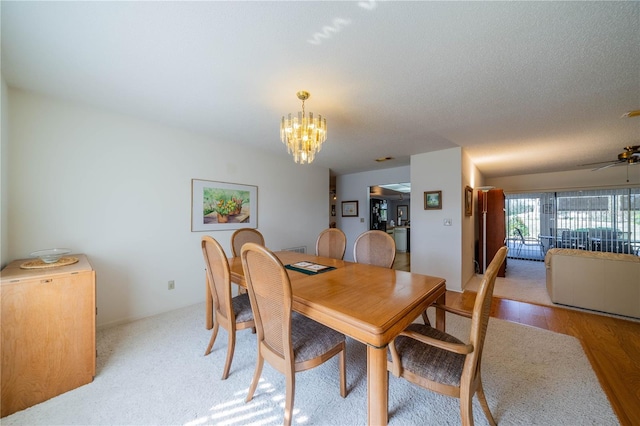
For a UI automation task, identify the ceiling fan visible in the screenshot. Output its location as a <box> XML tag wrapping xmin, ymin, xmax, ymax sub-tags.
<box><xmin>581</xmin><ymin>110</ymin><xmax>640</xmax><ymax>181</ymax></box>
<box><xmin>583</xmin><ymin>145</ymin><xmax>640</xmax><ymax>171</ymax></box>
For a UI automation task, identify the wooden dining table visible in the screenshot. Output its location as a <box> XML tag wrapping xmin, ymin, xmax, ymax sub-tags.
<box><xmin>205</xmin><ymin>251</ymin><xmax>447</xmax><ymax>425</ymax></box>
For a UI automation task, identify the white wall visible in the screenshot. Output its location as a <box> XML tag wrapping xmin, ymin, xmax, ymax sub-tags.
<box><xmin>462</xmin><ymin>149</ymin><xmax>482</xmax><ymax>286</ymax></box>
<box><xmin>335</xmin><ymin>166</ymin><xmax>410</xmax><ymax>261</ymax></box>
<box><xmin>487</xmin><ymin>167</ymin><xmax>639</xmax><ymax>192</ymax></box>
<box><xmin>411</xmin><ymin>148</ymin><xmax>465</xmax><ymax>292</ymax></box>
<box><xmin>1</xmin><ymin>77</ymin><xmax>9</xmax><ymax>268</ymax></box>
<box><xmin>6</xmin><ymin>89</ymin><xmax>329</xmax><ymax>328</ymax></box>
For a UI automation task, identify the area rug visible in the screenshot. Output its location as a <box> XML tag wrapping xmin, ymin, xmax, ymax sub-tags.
<box><xmin>466</xmin><ymin>258</ymin><xmax>553</xmax><ymax>306</ymax></box>
<box><xmin>2</xmin><ymin>303</ymin><xmax>617</xmax><ymax>425</ymax></box>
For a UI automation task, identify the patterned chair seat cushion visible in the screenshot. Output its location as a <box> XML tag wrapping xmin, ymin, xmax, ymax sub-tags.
<box><xmin>291</xmin><ymin>312</ymin><xmax>345</xmax><ymax>362</ymax></box>
<box><xmin>231</xmin><ymin>293</ymin><xmax>254</xmax><ymax>323</ymax></box>
<box><xmin>390</xmin><ymin>323</ymin><xmax>466</xmax><ymax>387</ymax></box>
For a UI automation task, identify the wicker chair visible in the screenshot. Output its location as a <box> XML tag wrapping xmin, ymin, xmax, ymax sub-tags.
<box><xmin>353</xmin><ymin>230</ymin><xmax>396</xmax><ymax>268</ymax></box>
<box><xmin>201</xmin><ymin>236</ymin><xmax>255</xmax><ymax>380</ymax></box>
<box><xmin>240</xmin><ymin>243</ymin><xmax>347</xmax><ymax>426</ymax></box>
<box><xmin>315</xmin><ymin>228</ymin><xmax>347</xmax><ymax>260</ymax></box>
<box><xmin>231</xmin><ymin>228</ymin><xmax>265</xmax><ymax>257</ymax></box>
<box><xmin>388</xmin><ymin>246</ymin><xmax>508</xmax><ymax>426</ymax></box>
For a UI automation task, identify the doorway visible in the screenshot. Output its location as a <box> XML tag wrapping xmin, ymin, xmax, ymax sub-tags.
<box><xmin>369</xmin><ymin>182</ymin><xmax>412</xmax><ymax>271</ymax></box>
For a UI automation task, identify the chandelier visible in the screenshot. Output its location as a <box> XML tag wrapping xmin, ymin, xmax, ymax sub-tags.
<box><xmin>280</xmin><ymin>91</ymin><xmax>327</xmax><ymax>164</ymax></box>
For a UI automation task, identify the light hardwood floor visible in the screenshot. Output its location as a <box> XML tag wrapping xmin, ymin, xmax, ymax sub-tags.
<box><xmin>393</xmin><ymin>251</ymin><xmax>640</xmax><ymax>426</ymax></box>
<box><xmin>392</xmin><ymin>251</ymin><xmax>411</xmax><ymax>271</ymax></box>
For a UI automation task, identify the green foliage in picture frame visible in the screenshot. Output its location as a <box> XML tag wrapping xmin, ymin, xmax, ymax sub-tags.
<box><xmin>424</xmin><ymin>190</ymin><xmax>442</xmax><ymax>210</ymax></box>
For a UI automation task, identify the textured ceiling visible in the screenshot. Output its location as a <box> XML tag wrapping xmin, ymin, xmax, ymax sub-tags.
<box><xmin>2</xmin><ymin>1</ymin><xmax>639</xmax><ymax>177</ymax></box>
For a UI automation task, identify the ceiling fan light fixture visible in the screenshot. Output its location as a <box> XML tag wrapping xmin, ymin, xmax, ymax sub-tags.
<box><xmin>280</xmin><ymin>90</ymin><xmax>327</xmax><ymax>164</ymax></box>
<box><xmin>619</xmin><ymin>151</ymin><xmax>634</xmax><ymax>161</ymax></box>
<box><xmin>618</xmin><ymin>145</ymin><xmax>640</xmax><ymax>161</ymax></box>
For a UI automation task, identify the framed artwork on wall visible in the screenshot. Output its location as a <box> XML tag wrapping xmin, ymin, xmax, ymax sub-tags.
<box><xmin>424</xmin><ymin>190</ymin><xmax>442</xmax><ymax>210</ymax></box>
<box><xmin>341</xmin><ymin>200</ymin><xmax>359</xmax><ymax>217</ymax></box>
<box><xmin>191</xmin><ymin>179</ymin><xmax>258</xmax><ymax>231</ymax></box>
<box><xmin>465</xmin><ymin>186</ymin><xmax>473</xmax><ymax>216</ymax></box>
<box><xmin>397</xmin><ymin>205</ymin><xmax>408</xmax><ymax>222</ymax></box>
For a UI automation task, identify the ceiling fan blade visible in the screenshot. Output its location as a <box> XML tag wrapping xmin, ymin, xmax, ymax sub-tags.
<box><xmin>592</xmin><ymin>162</ymin><xmax>623</xmax><ymax>171</ymax></box>
<box><xmin>581</xmin><ymin>145</ymin><xmax>640</xmax><ymax>171</ymax></box>
<box><xmin>579</xmin><ymin>160</ymin><xmax>618</xmax><ymax>167</ymax></box>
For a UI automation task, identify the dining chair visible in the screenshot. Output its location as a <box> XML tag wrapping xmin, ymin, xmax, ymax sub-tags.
<box><xmin>231</xmin><ymin>228</ymin><xmax>265</xmax><ymax>294</ymax></box>
<box><xmin>315</xmin><ymin>228</ymin><xmax>347</xmax><ymax>260</ymax></box>
<box><xmin>388</xmin><ymin>246</ymin><xmax>508</xmax><ymax>426</ymax></box>
<box><xmin>201</xmin><ymin>236</ymin><xmax>255</xmax><ymax>379</ymax></box>
<box><xmin>231</xmin><ymin>228</ymin><xmax>265</xmax><ymax>257</ymax></box>
<box><xmin>240</xmin><ymin>243</ymin><xmax>347</xmax><ymax>426</ymax></box>
<box><xmin>353</xmin><ymin>229</ymin><xmax>396</xmax><ymax>268</ymax></box>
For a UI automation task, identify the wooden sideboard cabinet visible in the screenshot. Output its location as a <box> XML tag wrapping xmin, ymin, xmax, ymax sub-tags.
<box><xmin>1</xmin><ymin>254</ymin><xmax>96</xmax><ymax>418</ymax></box>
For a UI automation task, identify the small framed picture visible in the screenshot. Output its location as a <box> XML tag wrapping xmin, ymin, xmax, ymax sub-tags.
<box><xmin>424</xmin><ymin>190</ymin><xmax>442</xmax><ymax>210</ymax></box>
<box><xmin>341</xmin><ymin>200</ymin><xmax>359</xmax><ymax>217</ymax></box>
<box><xmin>464</xmin><ymin>186</ymin><xmax>473</xmax><ymax>216</ymax></box>
<box><xmin>397</xmin><ymin>205</ymin><xmax>408</xmax><ymax>222</ymax></box>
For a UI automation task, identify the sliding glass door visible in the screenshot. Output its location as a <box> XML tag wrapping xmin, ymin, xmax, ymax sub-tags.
<box><xmin>505</xmin><ymin>188</ymin><xmax>640</xmax><ymax>260</ymax></box>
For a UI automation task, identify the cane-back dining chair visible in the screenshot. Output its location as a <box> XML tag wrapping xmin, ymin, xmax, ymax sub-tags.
<box><xmin>315</xmin><ymin>228</ymin><xmax>347</xmax><ymax>260</ymax></box>
<box><xmin>240</xmin><ymin>243</ymin><xmax>347</xmax><ymax>426</ymax></box>
<box><xmin>231</xmin><ymin>228</ymin><xmax>265</xmax><ymax>257</ymax></box>
<box><xmin>231</xmin><ymin>228</ymin><xmax>265</xmax><ymax>294</ymax></box>
<box><xmin>353</xmin><ymin>230</ymin><xmax>396</xmax><ymax>268</ymax></box>
<box><xmin>388</xmin><ymin>246</ymin><xmax>508</xmax><ymax>426</ymax></box>
<box><xmin>201</xmin><ymin>236</ymin><xmax>255</xmax><ymax>380</ymax></box>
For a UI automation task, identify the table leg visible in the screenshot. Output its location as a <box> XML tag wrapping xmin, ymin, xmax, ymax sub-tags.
<box><xmin>367</xmin><ymin>345</ymin><xmax>388</xmax><ymax>425</ymax></box>
<box><xmin>435</xmin><ymin>291</ymin><xmax>446</xmax><ymax>332</ymax></box>
<box><xmin>205</xmin><ymin>275</ymin><xmax>213</xmax><ymax>330</ymax></box>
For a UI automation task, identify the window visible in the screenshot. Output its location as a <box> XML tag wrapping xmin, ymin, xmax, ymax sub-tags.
<box><xmin>505</xmin><ymin>188</ymin><xmax>640</xmax><ymax>260</ymax></box>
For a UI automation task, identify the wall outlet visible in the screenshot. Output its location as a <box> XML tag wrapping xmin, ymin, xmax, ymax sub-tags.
<box><xmin>443</xmin><ymin>218</ymin><xmax>452</xmax><ymax>226</ymax></box>
<box><xmin>360</xmin><ymin>217</ymin><xmax>364</xmax><ymax>223</ymax></box>
<box><xmin>168</xmin><ymin>280</ymin><xmax>175</xmax><ymax>290</ymax></box>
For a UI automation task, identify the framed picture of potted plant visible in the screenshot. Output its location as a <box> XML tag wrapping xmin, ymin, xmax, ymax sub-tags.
<box><xmin>191</xmin><ymin>179</ymin><xmax>258</xmax><ymax>231</ymax></box>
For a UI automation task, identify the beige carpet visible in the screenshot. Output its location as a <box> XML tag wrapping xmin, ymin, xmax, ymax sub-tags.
<box><xmin>2</xmin><ymin>303</ymin><xmax>617</xmax><ymax>425</ymax></box>
<box><xmin>466</xmin><ymin>259</ymin><xmax>552</xmax><ymax>306</ymax></box>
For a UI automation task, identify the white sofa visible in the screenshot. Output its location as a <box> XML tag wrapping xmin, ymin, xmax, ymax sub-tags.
<box><xmin>545</xmin><ymin>248</ymin><xmax>640</xmax><ymax>318</ymax></box>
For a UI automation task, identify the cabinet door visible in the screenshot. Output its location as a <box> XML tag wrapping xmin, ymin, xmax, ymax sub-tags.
<box><xmin>1</xmin><ymin>270</ymin><xmax>95</xmax><ymax>417</ymax></box>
